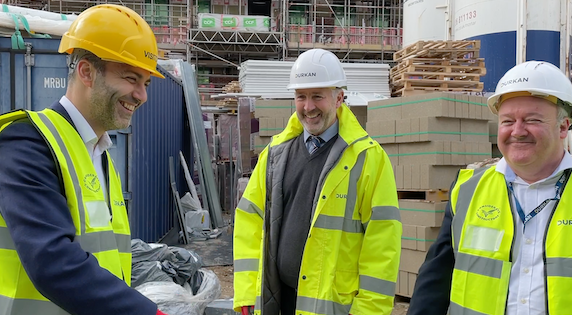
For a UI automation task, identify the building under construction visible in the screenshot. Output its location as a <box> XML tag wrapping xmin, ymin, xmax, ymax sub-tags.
<box><xmin>3</xmin><ymin>0</ymin><xmax>403</xmax><ymax>100</ymax></box>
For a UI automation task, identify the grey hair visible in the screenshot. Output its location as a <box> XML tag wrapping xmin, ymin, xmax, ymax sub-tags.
<box><xmin>67</xmin><ymin>48</ymin><xmax>107</xmax><ymax>81</ymax></box>
<box><xmin>557</xmin><ymin>104</ymin><xmax>570</xmax><ymax>122</ymax></box>
<box><xmin>332</xmin><ymin>88</ymin><xmax>343</xmax><ymax>100</ymax></box>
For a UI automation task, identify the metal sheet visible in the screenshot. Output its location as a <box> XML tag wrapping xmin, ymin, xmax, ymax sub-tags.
<box><xmin>179</xmin><ymin>60</ymin><xmax>225</xmax><ymax>228</ymax></box>
<box><xmin>239</xmin><ymin>59</ymin><xmax>391</xmax><ymax>96</ymax></box>
<box><xmin>130</xmin><ymin>66</ymin><xmax>191</xmax><ymax>242</ymax></box>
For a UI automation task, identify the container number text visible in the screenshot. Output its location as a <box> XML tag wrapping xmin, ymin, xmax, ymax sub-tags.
<box><xmin>44</xmin><ymin>77</ymin><xmax>66</xmax><ymax>89</ymax></box>
<box><xmin>455</xmin><ymin>10</ymin><xmax>477</xmax><ymax>26</ymax></box>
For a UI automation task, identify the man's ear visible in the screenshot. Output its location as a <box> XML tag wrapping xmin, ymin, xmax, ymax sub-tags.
<box><xmin>75</xmin><ymin>59</ymin><xmax>96</xmax><ymax>88</ymax></box>
<box><xmin>336</xmin><ymin>90</ymin><xmax>344</xmax><ymax>108</ymax></box>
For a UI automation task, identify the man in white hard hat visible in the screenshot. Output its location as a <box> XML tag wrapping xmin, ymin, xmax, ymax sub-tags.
<box><xmin>408</xmin><ymin>61</ymin><xmax>572</xmax><ymax>315</ymax></box>
<box><xmin>233</xmin><ymin>49</ymin><xmax>401</xmax><ymax>315</ymax></box>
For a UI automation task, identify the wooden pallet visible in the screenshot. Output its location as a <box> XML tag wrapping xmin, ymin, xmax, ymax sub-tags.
<box><xmin>391</xmin><ymin>71</ymin><xmax>482</xmax><ymax>85</ymax></box>
<box><xmin>394</xmin><ymin>40</ymin><xmax>480</xmax><ymax>61</ymax></box>
<box><xmin>393</xmin><ymin>77</ymin><xmax>484</xmax><ymax>89</ymax></box>
<box><xmin>391</xmin><ymin>60</ymin><xmax>486</xmax><ymax>79</ymax></box>
<box><xmin>398</xmin><ymin>189</ymin><xmax>449</xmax><ymax>202</ymax></box>
<box><xmin>393</xmin><ymin>85</ymin><xmax>484</xmax><ymax>97</ymax></box>
<box><xmin>391</xmin><ymin>66</ymin><xmax>486</xmax><ymax>81</ymax></box>
<box><xmin>392</xmin><ymin>58</ymin><xmax>485</xmax><ymax>73</ymax></box>
<box><xmin>223</xmin><ymin>80</ymin><xmax>241</xmax><ymax>93</ymax></box>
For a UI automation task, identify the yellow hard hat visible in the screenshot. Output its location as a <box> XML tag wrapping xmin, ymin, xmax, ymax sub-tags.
<box><xmin>59</xmin><ymin>4</ymin><xmax>165</xmax><ymax>79</ymax></box>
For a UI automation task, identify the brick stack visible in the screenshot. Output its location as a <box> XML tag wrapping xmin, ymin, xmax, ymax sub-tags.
<box><xmin>253</xmin><ymin>99</ymin><xmax>296</xmax><ymax>154</ymax></box>
<box><xmin>253</xmin><ymin>100</ymin><xmax>367</xmax><ymax>153</ymax></box>
<box><xmin>366</xmin><ymin>92</ymin><xmax>495</xmax><ymax>297</ymax></box>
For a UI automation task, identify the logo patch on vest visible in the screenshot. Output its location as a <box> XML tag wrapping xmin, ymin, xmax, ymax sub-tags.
<box><xmin>84</xmin><ymin>174</ymin><xmax>101</xmax><ymax>193</ymax></box>
<box><xmin>557</xmin><ymin>220</ymin><xmax>572</xmax><ymax>226</ymax></box>
<box><xmin>476</xmin><ymin>205</ymin><xmax>500</xmax><ymax>221</ymax></box>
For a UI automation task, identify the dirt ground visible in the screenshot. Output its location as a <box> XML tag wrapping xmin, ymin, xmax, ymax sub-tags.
<box><xmin>206</xmin><ymin>265</ymin><xmax>410</xmax><ymax>314</ymax></box>
<box><xmin>206</xmin><ymin>265</ymin><xmax>235</xmax><ymax>299</ymax></box>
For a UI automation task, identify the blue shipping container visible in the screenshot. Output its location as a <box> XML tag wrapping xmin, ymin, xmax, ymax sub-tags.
<box><xmin>0</xmin><ymin>37</ymin><xmax>191</xmax><ymax>242</ymax></box>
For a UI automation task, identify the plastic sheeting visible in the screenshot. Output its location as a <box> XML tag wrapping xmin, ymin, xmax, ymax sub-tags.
<box><xmin>0</xmin><ymin>12</ymin><xmax>72</xmax><ymax>36</ymax></box>
<box><xmin>136</xmin><ymin>269</ymin><xmax>221</xmax><ymax>315</ymax></box>
<box><xmin>198</xmin><ymin>13</ymin><xmax>269</xmax><ymax>32</ymax></box>
<box><xmin>131</xmin><ymin>239</ymin><xmax>203</xmax><ymax>288</ymax></box>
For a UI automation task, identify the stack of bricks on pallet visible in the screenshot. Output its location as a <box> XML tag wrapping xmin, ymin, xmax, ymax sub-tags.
<box><xmin>254</xmin><ymin>99</ymin><xmax>296</xmax><ymax>154</ymax></box>
<box><xmin>366</xmin><ymin>92</ymin><xmax>495</xmax><ymax>297</ymax></box>
<box><xmin>253</xmin><ymin>99</ymin><xmax>368</xmax><ymax>154</ymax></box>
<box><xmin>391</xmin><ymin>40</ymin><xmax>485</xmax><ymax>97</ymax></box>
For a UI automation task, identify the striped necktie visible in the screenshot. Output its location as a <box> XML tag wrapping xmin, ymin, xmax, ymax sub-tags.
<box><xmin>308</xmin><ymin>136</ymin><xmax>324</xmax><ymax>154</ymax></box>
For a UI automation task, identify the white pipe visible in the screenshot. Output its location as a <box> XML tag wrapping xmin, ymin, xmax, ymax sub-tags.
<box><xmin>1</xmin><ymin>4</ymin><xmax>77</xmax><ymax>22</ymax></box>
<box><xmin>516</xmin><ymin>0</ymin><xmax>527</xmax><ymax>64</ymax></box>
<box><xmin>0</xmin><ymin>12</ymin><xmax>72</xmax><ymax>36</ymax></box>
<box><xmin>26</xmin><ymin>43</ymin><xmax>32</xmax><ymax>111</ymax></box>
<box><xmin>559</xmin><ymin>0</ymin><xmax>567</xmax><ymax>73</ymax></box>
<box><xmin>565</xmin><ymin>0</ymin><xmax>571</xmax><ymax>77</ymax></box>
<box><xmin>436</xmin><ymin>3</ymin><xmax>450</xmax><ymax>40</ymax></box>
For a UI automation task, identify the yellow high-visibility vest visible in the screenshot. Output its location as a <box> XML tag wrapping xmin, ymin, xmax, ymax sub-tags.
<box><xmin>0</xmin><ymin>109</ymin><xmax>131</xmax><ymax>315</ymax></box>
<box><xmin>450</xmin><ymin>166</ymin><xmax>572</xmax><ymax>314</ymax></box>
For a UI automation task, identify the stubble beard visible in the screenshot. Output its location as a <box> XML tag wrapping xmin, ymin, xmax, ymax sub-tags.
<box><xmin>90</xmin><ymin>78</ymin><xmax>129</xmax><ymax>132</ymax></box>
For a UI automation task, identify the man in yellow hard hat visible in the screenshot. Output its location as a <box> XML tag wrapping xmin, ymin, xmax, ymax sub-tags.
<box><xmin>0</xmin><ymin>4</ymin><xmax>168</xmax><ymax>315</ymax></box>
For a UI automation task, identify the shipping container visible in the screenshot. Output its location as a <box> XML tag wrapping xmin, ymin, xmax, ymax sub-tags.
<box><xmin>0</xmin><ymin>37</ymin><xmax>191</xmax><ymax>242</ymax></box>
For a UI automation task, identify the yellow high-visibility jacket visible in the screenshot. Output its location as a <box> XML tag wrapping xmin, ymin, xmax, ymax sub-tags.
<box><xmin>450</xmin><ymin>166</ymin><xmax>572</xmax><ymax>314</ymax></box>
<box><xmin>0</xmin><ymin>109</ymin><xmax>131</xmax><ymax>315</ymax></box>
<box><xmin>234</xmin><ymin>104</ymin><xmax>402</xmax><ymax>315</ymax></box>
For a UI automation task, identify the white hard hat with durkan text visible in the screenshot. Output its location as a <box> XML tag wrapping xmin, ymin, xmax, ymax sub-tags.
<box><xmin>287</xmin><ymin>49</ymin><xmax>348</xmax><ymax>90</ymax></box>
<box><xmin>487</xmin><ymin>61</ymin><xmax>572</xmax><ymax>114</ymax></box>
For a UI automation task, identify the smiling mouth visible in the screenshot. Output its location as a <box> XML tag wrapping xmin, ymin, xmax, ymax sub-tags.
<box><xmin>306</xmin><ymin>113</ymin><xmax>320</xmax><ymax>119</ymax></box>
<box><xmin>119</xmin><ymin>100</ymin><xmax>136</xmax><ymax>111</ymax></box>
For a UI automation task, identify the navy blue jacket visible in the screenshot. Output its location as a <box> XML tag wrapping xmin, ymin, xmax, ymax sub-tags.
<box><xmin>407</xmin><ymin>197</ymin><xmax>455</xmax><ymax>315</ymax></box>
<box><xmin>0</xmin><ymin>103</ymin><xmax>157</xmax><ymax>315</ymax></box>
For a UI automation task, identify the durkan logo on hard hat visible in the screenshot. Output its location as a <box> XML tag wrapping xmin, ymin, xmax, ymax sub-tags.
<box><xmin>295</xmin><ymin>72</ymin><xmax>317</xmax><ymax>78</ymax></box>
<box><xmin>499</xmin><ymin>77</ymin><xmax>529</xmax><ymax>88</ymax></box>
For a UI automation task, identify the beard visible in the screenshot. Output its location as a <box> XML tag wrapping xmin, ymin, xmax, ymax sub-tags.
<box><xmin>89</xmin><ymin>76</ymin><xmax>130</xmax><ymax>132</ymax></box>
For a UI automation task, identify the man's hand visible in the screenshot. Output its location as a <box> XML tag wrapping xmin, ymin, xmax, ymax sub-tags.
<box><xmin>241</xmin><ymin>306</ymin><xmax>254</xmax><ymax>315</ymax></box>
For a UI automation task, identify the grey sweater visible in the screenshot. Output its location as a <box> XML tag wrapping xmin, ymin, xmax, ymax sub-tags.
<box><xmin>276</xmin><ymin>134</ymin><xmax>338</xmax><ymax>289</ymax></box>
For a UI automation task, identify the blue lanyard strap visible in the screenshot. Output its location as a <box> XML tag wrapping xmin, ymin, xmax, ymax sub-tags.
<box><xmin>507</xmin><ymin>169</ymin><xmax>571</xmax><ymax>226</ymax></box>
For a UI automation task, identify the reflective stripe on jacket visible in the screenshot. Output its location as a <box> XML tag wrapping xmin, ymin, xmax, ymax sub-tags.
<box><xmin>0</xmin><ymin>109</ymin><xmax>131</xmax><ymax>315</ymax></box>
<box><xmin>449</xmin><ymin>166</ymin><xmax>572</xmax><ymax>315</ymax></box>
<box><xmin>234</xmin><ymin>104</ymin><xmax>402</xmax><ymax>315</ymax></box>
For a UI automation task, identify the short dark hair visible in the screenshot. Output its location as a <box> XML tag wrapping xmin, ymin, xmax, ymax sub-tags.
<box><xmin>68</xmin><ymin>49</ymin><xmax>107</xmax><ymax>80</ymax></box>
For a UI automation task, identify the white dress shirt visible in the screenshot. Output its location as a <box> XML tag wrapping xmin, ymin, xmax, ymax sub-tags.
<box><xmin>59</xmin><ymin>96</ymin><xmax>113</xmax><ymax>202</ymax></box>
<box><xmin>496</xmin><ymin>152</ymin><xmax>572</xmax><ymax>315</ymax></box>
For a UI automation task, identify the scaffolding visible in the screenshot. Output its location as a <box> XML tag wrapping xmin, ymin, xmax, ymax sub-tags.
<box><xmin>2</xmin><ymin>0</ymin><xmax>403</xmax><ymax>100</ymax></box>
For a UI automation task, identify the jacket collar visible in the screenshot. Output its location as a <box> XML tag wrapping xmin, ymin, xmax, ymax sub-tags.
<box><xmin>273</xmin><ymin>103</ymin><xmax>369</xmax><ymax>147</ymax></box>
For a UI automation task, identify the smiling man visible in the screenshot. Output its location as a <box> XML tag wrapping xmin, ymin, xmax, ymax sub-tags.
<box><xmin>233</xmin><ymin>49</ymin><xmax>402</xmax><ymax>315</ymax></box>
<box><xmin>0</xmin><ymin>4</ymin><xmax>169</xmax><ymax>315</ymax></box>
<box><xmin>408</xmin><ymin>61</ymin><xmax>572</xmax><ymax>315</ymax></box>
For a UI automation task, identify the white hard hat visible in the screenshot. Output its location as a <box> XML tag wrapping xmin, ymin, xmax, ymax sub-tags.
<box><xmin>487</xmin><ymin>61</ymin><xmax>572</xmax><ymax>115</ymax></box>
<box><xmin>287</xmin><ymin>48</ymin><xmax>347</xmax><ymax>90</ymax></box>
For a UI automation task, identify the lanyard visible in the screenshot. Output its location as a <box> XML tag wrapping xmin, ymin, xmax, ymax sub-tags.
<box><xmin>506</xmin><ymin>170</ymin><xmax>570</xmax><ymax>227</ymax></box>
